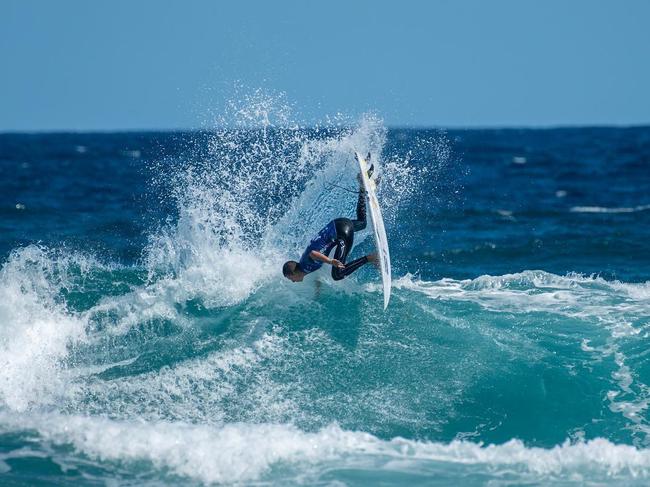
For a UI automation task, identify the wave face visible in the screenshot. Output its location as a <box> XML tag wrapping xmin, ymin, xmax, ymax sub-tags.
<box><xmin>1</xmin><ymin>107</ymin><xmax>650</xmax><ymax>485</ymax></box>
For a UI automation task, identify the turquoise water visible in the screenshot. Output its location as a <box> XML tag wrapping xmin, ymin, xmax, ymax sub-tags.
<box><xmin>1</xmin><ymin>109</ymin><xmax>650</xmax><ymax>485</ymax></box>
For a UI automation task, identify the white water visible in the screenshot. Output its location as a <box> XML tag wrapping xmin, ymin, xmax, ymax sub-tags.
<box><xmin>3</xmin><ymin>411</ymin><xmax>650</xmax><ymax>484</ymax></box>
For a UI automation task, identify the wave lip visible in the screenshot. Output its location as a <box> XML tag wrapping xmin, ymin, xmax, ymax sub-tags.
<box><xmin>5</xmin><ymin>414</ymin><xmax>650</xmax><ymax>484</ymax></box>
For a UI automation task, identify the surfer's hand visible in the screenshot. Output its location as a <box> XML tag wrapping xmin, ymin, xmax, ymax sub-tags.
<box><xmin>330</xmin><ymin>259</ymin><xmax>345</xmax><ymax>269</ymax></box>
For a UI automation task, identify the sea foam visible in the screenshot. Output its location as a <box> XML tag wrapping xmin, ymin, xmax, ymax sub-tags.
<box><xmin>4</xmin><ymin>412</ymin><xmax>650</xmax><ymax>484</ymax></box>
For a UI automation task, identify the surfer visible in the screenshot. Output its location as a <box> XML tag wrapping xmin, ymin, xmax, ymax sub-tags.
<box><xmin>283</xmin><ymin>155</ymin><xmax>378</xmax><ymax>283</ymax></box>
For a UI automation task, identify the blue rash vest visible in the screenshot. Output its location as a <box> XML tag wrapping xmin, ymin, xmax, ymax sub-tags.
<box><xmin>298</xmin><ymin>220</ymin><xmax>337</xmax><ymax>273</ymax></box>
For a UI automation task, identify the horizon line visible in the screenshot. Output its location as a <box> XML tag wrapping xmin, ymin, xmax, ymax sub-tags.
<box><xmin>1</xmin><ymin>122</ymin><xmax>650</xmax><ymax>135</ymax></box>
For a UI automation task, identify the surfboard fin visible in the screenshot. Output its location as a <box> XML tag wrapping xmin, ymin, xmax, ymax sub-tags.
<box><xmin>357</xmin><ymin>164</ymin><xmax>374</xmax><ymax>186</ymax></box>
<box><xmin>354</xmin><ymin>152</ymin><xmax>372</xmax><ymax>162</ymax></box>
<box><xmin>354</xmin><ymin>151</ymin><xmax>375</xmax><ymax>182</ymax></box>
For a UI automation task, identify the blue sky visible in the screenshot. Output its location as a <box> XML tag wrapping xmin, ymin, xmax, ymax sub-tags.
<box><xmin>1</xmin><ymin>0</ymin><xmax>649</xmax><ymax>131</ymax></box>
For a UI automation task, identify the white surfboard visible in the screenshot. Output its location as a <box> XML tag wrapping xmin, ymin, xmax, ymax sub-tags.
<box><xmin>356</xmin><ymin>152</ymin><xmax>391</xmax><ymax>309</ymax></box>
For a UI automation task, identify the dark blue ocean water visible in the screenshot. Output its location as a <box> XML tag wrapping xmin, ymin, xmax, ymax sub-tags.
<box><xmin>1</xmin><ymin>119</ymin><xmax>650</xmax><ymax>485</ymax></box>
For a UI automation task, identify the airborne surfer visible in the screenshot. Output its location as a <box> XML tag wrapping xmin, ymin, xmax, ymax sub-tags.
<box><xmin>282</xmin><ymin>153</ymin><xmax>378</xmax><ymax>283</ymax></box>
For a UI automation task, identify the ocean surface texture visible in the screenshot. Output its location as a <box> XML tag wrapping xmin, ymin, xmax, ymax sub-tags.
<box><xmin>1</xmin><ymin>115</ymin><xmax>650</xmax><ymax>486</ymax></box>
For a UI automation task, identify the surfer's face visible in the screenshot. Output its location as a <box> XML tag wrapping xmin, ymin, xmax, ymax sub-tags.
<box><xmin>287</xmin><ymin>271</ymin><xmax>304</xmax><ymax>282</ymax></box>
<box><xmin>282</xmin><ymin>261</ymin><xmax>305</xmax><ymax>282</ymax></box>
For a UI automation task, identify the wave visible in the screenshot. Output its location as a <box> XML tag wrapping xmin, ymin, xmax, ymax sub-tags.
<box><xmin>3</xmin><ymin>96</ymin><xmax>649</xmax><ymax>484</ymax></box>
<box><xmin>395</xmin><ymin>270</ymin><xmax>650</xmax><ymax>318</ymax></box>
<box><xmin>0</xmin><ymin>111</ymin><xmax>436</xmax><ymax>414</ymax></box>
<box><xmin>4</xmin><ymin>253</ymin><xmax>650</xmax><ymax>483</ymax></box>
<box><xmin>0</xmin><ymin>246</ymin><xmax>94</xmax><ymax>411</ymax></box>
<box><xmin>394</xmin><ymin>270</ymin><xmax>650</xmax><ymax>445</ymax></box>
<box><xmin>3</xmin><ymin>412</ymin><xmax>650</xmax><ymax>484</ymax></box>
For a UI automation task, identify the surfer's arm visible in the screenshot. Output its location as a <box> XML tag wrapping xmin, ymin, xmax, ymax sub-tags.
<box><xmin>310</xmin><ymin>250</ymin><xmax>344</xmax><ymax>269</ymax></box>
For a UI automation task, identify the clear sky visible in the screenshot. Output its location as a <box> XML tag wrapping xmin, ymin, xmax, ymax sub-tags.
<box><xmin>1</xmin><ymin>0</ymin><xmax>649</xmax><ymax>131</ymax></box>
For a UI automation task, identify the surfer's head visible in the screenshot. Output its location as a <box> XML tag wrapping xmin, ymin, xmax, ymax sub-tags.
<box><xmin>283</xmin><ymin>261</ymin><xmax>305</xmax><ymax>282</ymax></box>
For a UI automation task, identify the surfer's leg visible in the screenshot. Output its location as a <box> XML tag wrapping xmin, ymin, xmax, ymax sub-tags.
<box><xmin>352</xmin><ymin>186</ymin><xmax>367</xmax><ymax>232</ymax></box>
<box><xmin>334</xmin><ymin>218</ymin><xmax>354</xmax><ymax>243</ymax></box>
<box><xmin>331</xmin><ymin>239</ymin><xmax>348</xmax><ymax>280</ymax></box>
<box><xmin>331</xmin><ymin>220</ymin><xmax>370</xmax><ymax>280</ymax></box>
<box><xmin>331</xmin><ymin>220</ymin><xmax>353</xmax><ymax>280</ymax></box>
<box><xmin>332</xmin><ymin>240</ymin><xmax>370</xmax><ymax>280</ymax></box>
<box><xmin>332</xmin><ymin>255</ymin><xmax>369</xmax><ymax>280</ymax></box>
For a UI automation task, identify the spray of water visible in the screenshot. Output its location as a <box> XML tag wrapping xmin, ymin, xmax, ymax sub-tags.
<box><xmin>0</xmin><ymin>91</ymin><xmax>438</xmax><ymax>414</ymax></box>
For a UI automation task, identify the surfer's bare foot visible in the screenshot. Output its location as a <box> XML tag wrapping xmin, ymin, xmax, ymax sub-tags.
<box><xmin>367</xmin><ymin>253</ymin><xmax>380</xmax><ymax>269</ymax></box>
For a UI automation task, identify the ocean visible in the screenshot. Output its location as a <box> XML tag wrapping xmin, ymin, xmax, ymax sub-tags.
<box><xmin>1</xmin><ymin>114</ymin><xmax>650</xmax><ymax>485</ymax></box>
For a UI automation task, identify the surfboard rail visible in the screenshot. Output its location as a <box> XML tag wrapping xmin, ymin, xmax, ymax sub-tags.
<box><xmin>356</xmin><ymin>152</ymin><xmax>391</xmax><ymax>309</ymax></box>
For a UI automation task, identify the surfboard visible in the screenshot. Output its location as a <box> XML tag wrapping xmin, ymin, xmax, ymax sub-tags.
<box><xmin>356</xmin><ymin>152</ymin><xmax>391</xmax><ymax>309</ymax></box>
